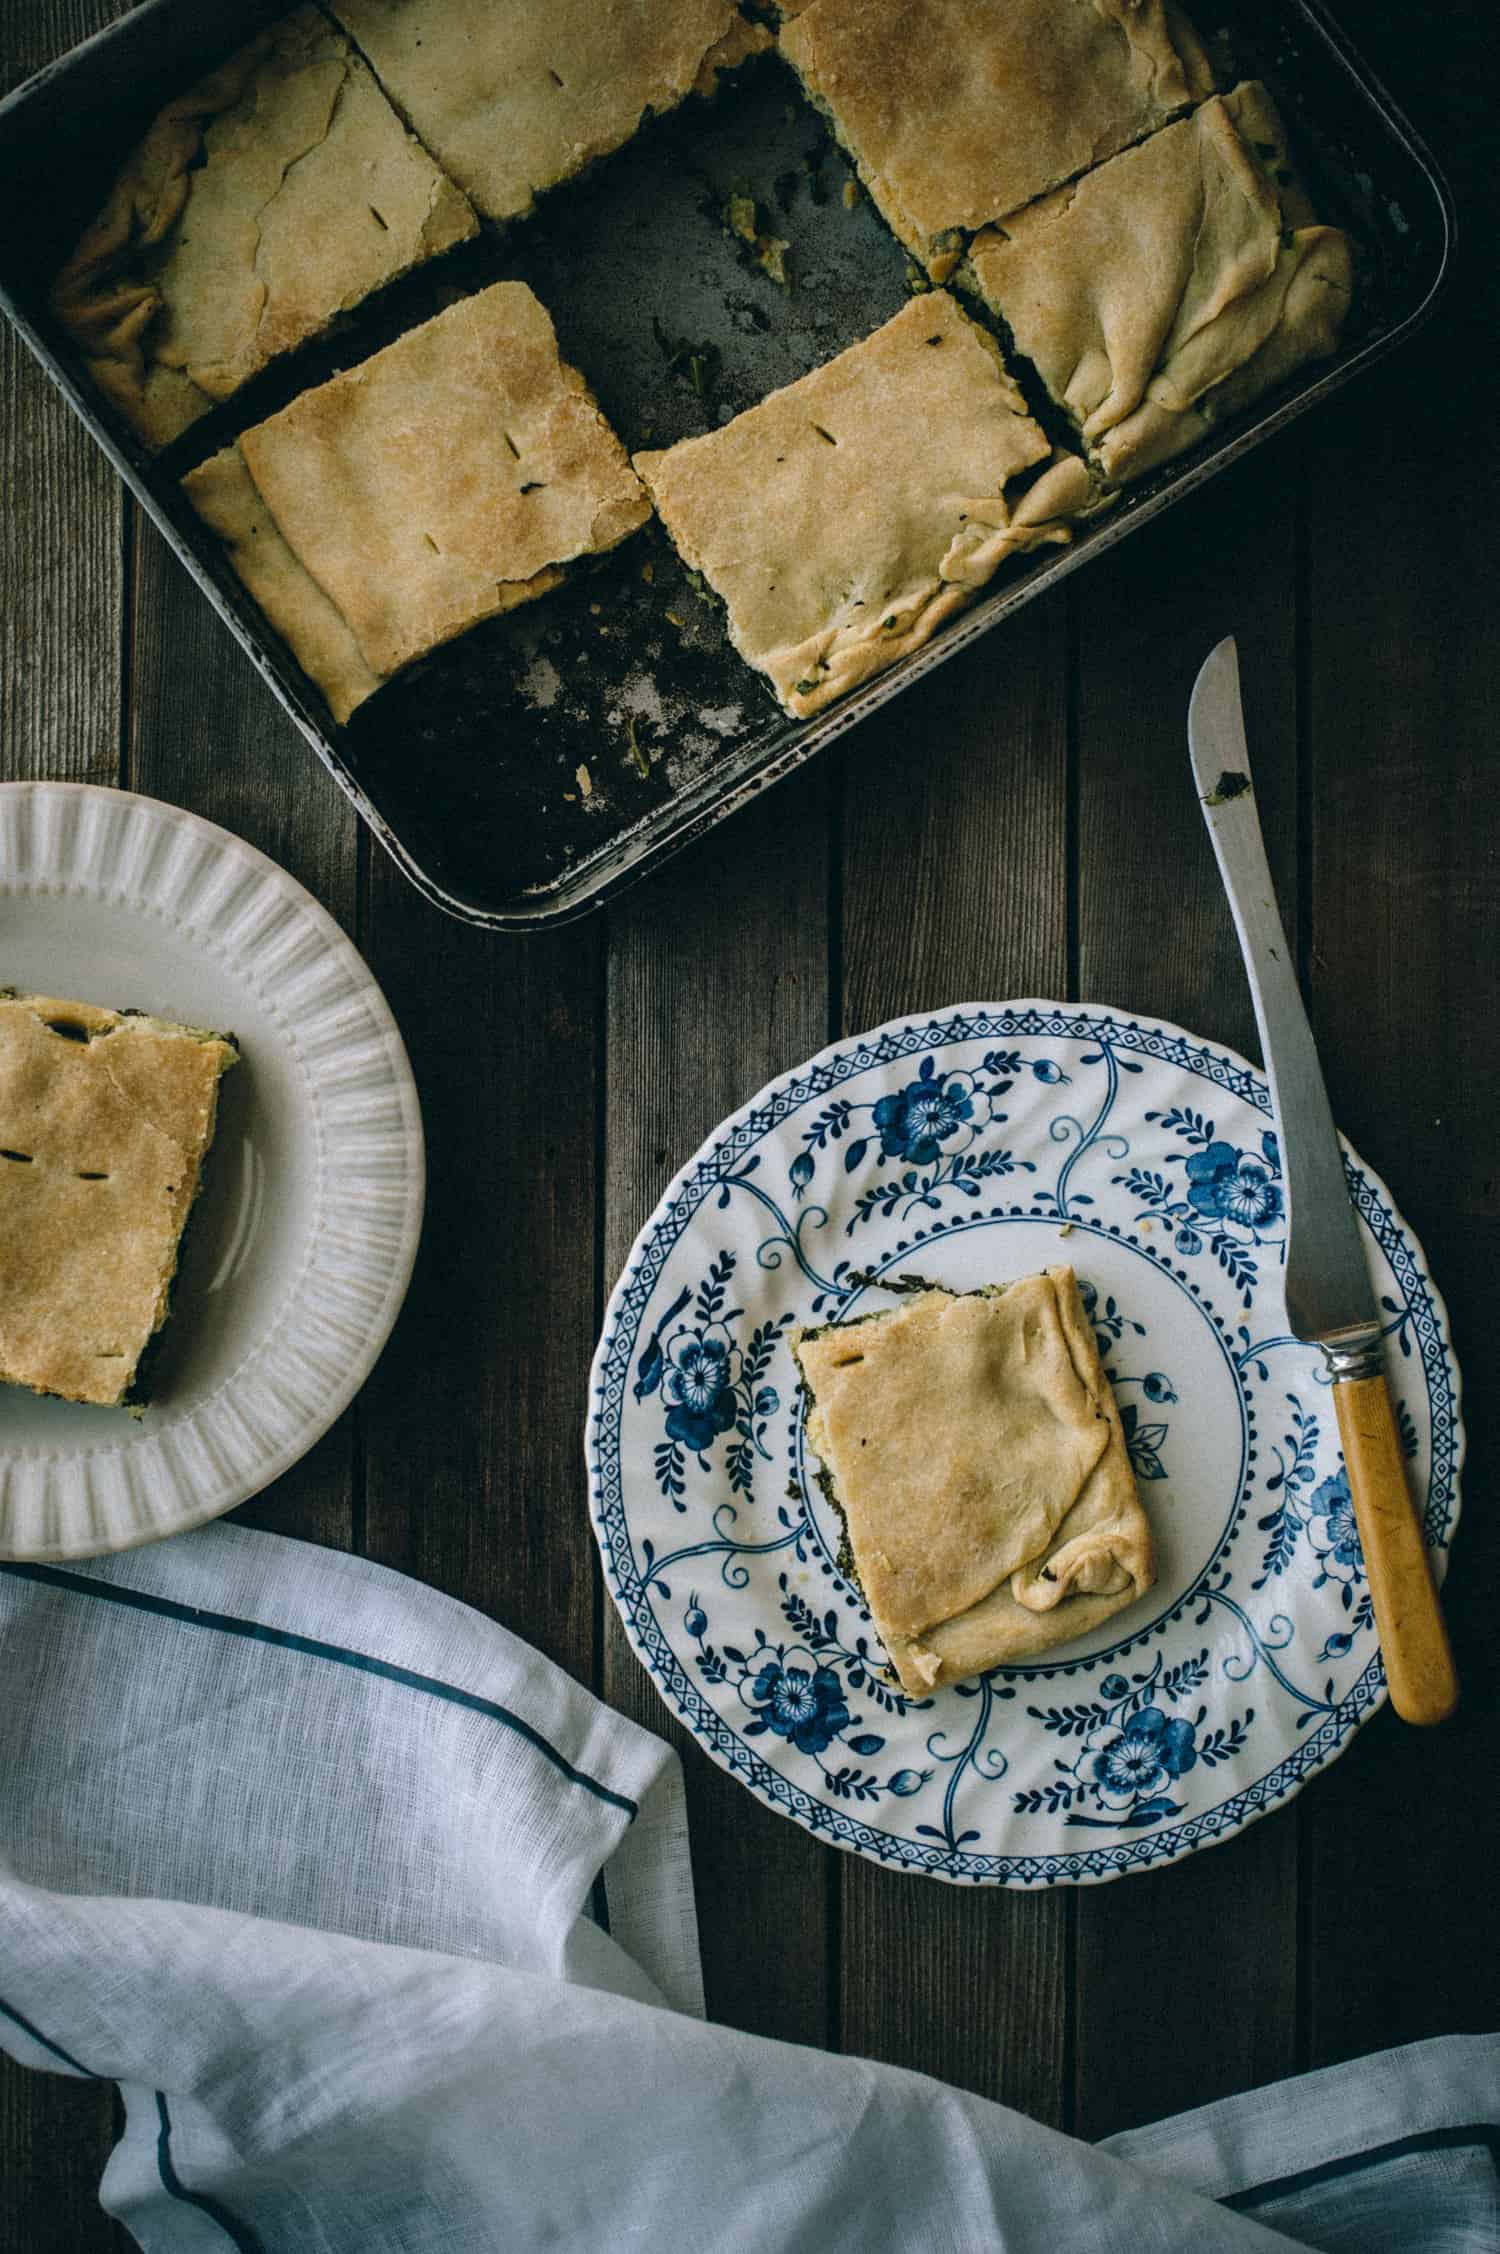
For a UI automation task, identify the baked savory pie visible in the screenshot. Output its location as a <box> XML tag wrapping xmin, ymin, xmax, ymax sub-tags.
<box><xmin>0</xmin><ymin>991</ymin><xmax>238</xmax><ymax>1411</ymax></box>
<box><xmin>794</xmin><ymin>1271</ymin><xmax>1155</xmax><ymax>1693</ymax></box>
<box><xmin>182</xmin><ymin>281</ymin><xmax>651</xmax><ymax>724</ymax></box>
<box><xmin>779</xmin><ymin>0</ymin><xmax>1213</xmax><ymax>279</ymax></box>
<box><xmin>49</xmin><ymin>7</ymin><xmax>477</xmax><ymax>452</ymax></box>
<box><xmin>634</xmin><ymin>292</ymin><xmax>1092</xmax><ymax>718</ymax></box>
<box><xmin>966</xmin><ymin>82</ymin><xmax>1355</xmax><ymax>485</ymax></box>
<box><xmin>327</xmin><ymin>0</ymin><xmax>769</xmax><ymax>224</ymax></box>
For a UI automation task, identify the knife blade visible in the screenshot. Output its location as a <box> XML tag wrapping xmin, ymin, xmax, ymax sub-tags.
<box><xmin>1188</xmin><ymin>636</ymin><xmax>1458</xmax><ymax>1726</ymax></box>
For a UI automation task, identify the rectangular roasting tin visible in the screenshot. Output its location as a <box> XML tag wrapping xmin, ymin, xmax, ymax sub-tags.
<box><xmin>0</xmin><ymin>0</ymin><xmax>1453</xmax><ymax>929</ymax></box>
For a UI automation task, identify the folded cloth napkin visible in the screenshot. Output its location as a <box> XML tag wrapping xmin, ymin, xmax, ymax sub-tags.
<box><xmin>0</xmin><ymin>1526</ymin><xmax>1494</xmax><ymax>2253</ymax></box>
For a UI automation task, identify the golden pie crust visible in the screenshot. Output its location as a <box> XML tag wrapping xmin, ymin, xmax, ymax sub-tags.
<box><xmin>0</xmin><ymin>992</ymin><xmax>237</xmax><ymax>1410</ymax></box>
<box><xmin>182</xmin><ymin>281</ymin><xmax>650</xmax><ymax>724</ymax></box>
<box><xmin>967</xmin><ymin>83</ymin><xmax>1355</xmax><ymax>484</ymax></box>
<box><xmin>794</xmin><ymin>1271</ymin><xmax>1156</xmax><ymax>1694</ymax></box>
<box><xmin>780</xmin><ymin>0</ymin><xmax>1213</xmax><ymax>276</ymax></box>
<box><xmin>49</xmin><ymin>7</ymin><xmax>477</xmax><ymax>453</ymax></box>
<box><xmin>634</xmin><ymin>293</ymin><xmax>1092</xmax><ymax>719</ymax></box>
<box><xmin>327</xmin><ymin>0</ymin><xmax>770</xmax><ymax>223</ymax></box>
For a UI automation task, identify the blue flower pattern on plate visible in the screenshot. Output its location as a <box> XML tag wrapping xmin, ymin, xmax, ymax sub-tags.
<box><xmin>1309</xmin><ymin>1472</ymin><xmax>1363</xmax><ymax>1588</ymax></box>
<box><xmin>790</xmin><ymin>1050</ymin><xmax>1047</xmax><ymax>1235</ymax></box>
<box><xmin>1088</xmin><ymin>1703</ymin><xmax>1198</xmax><ymax>1814</ymax></box>
<box><xmin>687</xmin><ymin>1577</ymin><xmax>932</xmax><ymax>1804</ymax></box>
<box><xmin>873</xmin><ymin>1066</ymin><xmax>979</xmax><ymax>1163</ymax></box>
<box><xmin>1017</xmin><ymin>1653</ymin><xmax>1251</xmax><ymax>1829</ymax></box>
<box><xmin>661</xmin><ymin>1325</ymin><xmax>740</xmax><ymax>1452</ymax></box>
<box><xmin>635</xmin><ymin>1250</ymin><xmax>791</xmax><ymax>1506</ymax></box>
<box><xmin>1187</xmin><ymin>1138</ymin><xmax>1284</xmax><ymax>1229</ymax></box>
<box><xmin>747</xmin><ymin>1657</ymin><xmax>850</xmax><ymax>1754</ymax></box>
<box><xmin>1253</xmin><ymin>1402</ymin><xmax>1373</xmax><ymax>1634</ymax></box>
<box><xmin>1118</xmin><ymin>1114</ymin><xmax>1285</xmax><ymax>1303</ymax></box>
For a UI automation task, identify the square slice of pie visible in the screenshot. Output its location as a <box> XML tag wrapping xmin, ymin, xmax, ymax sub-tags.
<box><xmin>0</xmin><ymin>991</ymin><xmax>238</xmax><ymax>1411</ymax></box>
<box><xmin>779</xmin><ymin>0</ymin><xmax>1213</xmax><ymax>278</ymax></box>
<box><xmin>633</xmin><ymin>292</ymin><xmax>1092</xmax><ymax>719</ymax></box>
<box><xmin>49</xmin><ymin>7</ymin><xmax>478</xmax><ymax>453</ymax></box>
<box><xmin>182</xmin><ymin>280</ymin><xmax>651</xmax><ymax>724</ymax></box>
<box><xmin>966</xmin><ymin>82</ymin><xmax>1355</xmax><ymax>486</ymax></box>
<box><xmin>793</xmin><ymin>1271</ymin><xmax>1155</xmax><ymax>1694</ymax></box>
<box><xmin>327</xmin><ymin>0</ymin><xmax>769</xmax><ymax>224</ymax></box>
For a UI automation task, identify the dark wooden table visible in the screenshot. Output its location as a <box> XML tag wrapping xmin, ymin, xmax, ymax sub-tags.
<box><xmin>3</xmin><ymin>3</ymin><xmax>1495</xmax><ymax>2244</ymax></box>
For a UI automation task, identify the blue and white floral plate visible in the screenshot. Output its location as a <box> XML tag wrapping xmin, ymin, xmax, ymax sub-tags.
<box><xmin>587</xmin><ymin>1003</ymin><xmax>1462</xmax><ymax>1886</ymax></box>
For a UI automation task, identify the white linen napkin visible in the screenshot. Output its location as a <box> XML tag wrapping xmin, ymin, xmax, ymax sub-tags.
<box><xmin>0</xmin><ymin>1524</ymin><xmax>1493</xmax><ymax>2253</ymax></box>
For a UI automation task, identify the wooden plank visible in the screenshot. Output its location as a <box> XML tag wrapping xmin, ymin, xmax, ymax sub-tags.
<box><xmin>838</xmin><ymin>597</ymin><xmax>1072</xmax><ymax>2121</ymax></box>
<box><xmin>1074</xmin><ymin>1805</ymin><xmax>1301</xmax><ymax>2138</ymax></box>
<box><xmin>603</xmin><ymin>770</ymin><xmax>834</xmax><ymax>2047</ymax></box>
<box><xmin>125</xmin><ymin>513</ymin><xmax>361</xmax><ymax>1550</ymax></box>
<box><xmin>0</xmin><ymin>331</ymin><xmax>122</xmax><ymax>786</ymax></box>
<box><xmin>1072</xmin><ymin>469</ymin><xmax>1300</xmax><ymax>1034</ymax></box>
<box><xmin>1070</xmin><ymin>451</ymin><xmax>1303</xmax><ymax>2137</ymax></box>
<box><xmin>0</xmin><ymin>2071</ymin><xmax>124</xmax><ymax>2254</ymax></box>
<box><xmin>1298</xmin><ymin>268</ymin><xmax>1500</xmax><ymax>2064</ymax></box>
<box><xmin>0</xmin><ymin>0</ymin><xmax>129</xmax><ymax>80</ymax></box>
<box><xmin>1</xmin><ymin>10</ymin><xmax>137</xmax><ymax>2246</ymax></box>
<box><xmin>0</xmin><ymin>0</ymin><xmax>131</xmax><ymax>786</ymax></box>
<box><xmin>356</xmin><ymin>880</ymin><xmax>604</xmax><ymax>1684</ymax></box>
<box><xmin>126</xmin><ymin>518</ymin><xmax>360</xmax><ymax>939</ymax></box>
<box><xmin>841</xmin><ymin>600</ymin><xmax>1072</xmax><ymax>1027</ymax></box>
<box><xmin>1290</xmin><ymin>0</ymin><xmax>1500</xmax><ymax>2076</ymax></box>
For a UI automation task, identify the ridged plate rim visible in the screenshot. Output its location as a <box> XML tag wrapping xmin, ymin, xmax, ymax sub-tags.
<box><xmin>0</xmin><ymin>782</ymin><xmax>424</xmax><ymax>1560</ymax></box>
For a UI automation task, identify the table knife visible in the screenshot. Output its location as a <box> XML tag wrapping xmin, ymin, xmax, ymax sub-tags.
<box><xmin>1188</xmin><ymin>637</ymin><xmax>1458</xmax><ymax>1726</ymax></box>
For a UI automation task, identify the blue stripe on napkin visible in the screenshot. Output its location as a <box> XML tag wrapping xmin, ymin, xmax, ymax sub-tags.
<box><xmin>1224</xmin><ymin>2122</ymin><xmax>1500</xmax><ymax>2211</ymax></box>
<box><xmin>0</xmin><ymin>1992</ymin><xmax>96</xmax><ymax>2077</ymax></box>
<box><xmin>2</xmin><ymin>1995</ymin><xmax>262</xmax><ymax>2251</ymax></box>
<box><xmin>0</xmin><ymin>1561</ymin><xmax>638</xmax><ymax>1818</ymax></box>
<box><xmin>156</xmin><ymin>2093</ymin><xmax>264</xmax><ymax>2254</ymax></box>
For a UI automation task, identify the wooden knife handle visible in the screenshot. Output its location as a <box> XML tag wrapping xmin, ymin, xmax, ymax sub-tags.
<box><xmin>1333</xmin><ymin>1373</ymin><xmax>1458</xmax><ymax>1727</ymax></box>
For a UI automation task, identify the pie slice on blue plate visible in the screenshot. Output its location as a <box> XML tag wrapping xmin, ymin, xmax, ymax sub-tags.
<box><xmin>794</xmin><ymin>1269</ymin><xmax>1156</xmax><ymax>1694</ymax></box>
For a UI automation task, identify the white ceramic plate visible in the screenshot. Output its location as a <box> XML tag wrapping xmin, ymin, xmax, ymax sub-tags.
<box><xmin>0</xmin><ymin>783</ymin><xmax>424</xmax><ymax>1559</ymax></box>
<box><xmin>588</xmin><ymin>1003</ymin><xmax>1462</xmax><ymax>1886</ymax></box>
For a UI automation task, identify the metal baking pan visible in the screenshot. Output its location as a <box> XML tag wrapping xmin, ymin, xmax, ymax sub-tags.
<box><xmin>0</xmin><ymin>0</ymin><xmax>1453</xmax><ymax>929</ymax></box>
